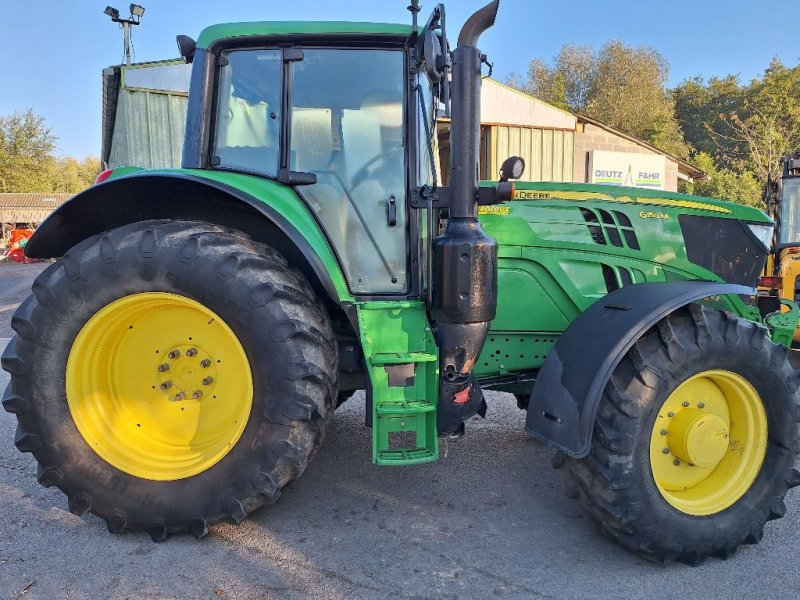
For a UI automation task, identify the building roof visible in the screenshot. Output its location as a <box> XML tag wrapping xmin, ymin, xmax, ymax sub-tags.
<box><xmin>0</xmin><ymin>193</ymin><xmax>72</xmax><ymax>209</ymax></box>
<box><xmin>0</xmin><ymin>194</ymin><xmax>72</xmax><ymax>224</ymax></box>
<box><xmin>576</xmin><ymin>114</ymin><xmax>705</xmax><ymax>181</ymax></box>
<box><xmin>197</xmin><ymin>21</ymin><xmax>413</xmax><ymax>49</ymax></box>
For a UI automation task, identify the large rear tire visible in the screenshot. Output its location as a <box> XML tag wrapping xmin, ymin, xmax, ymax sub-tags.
<box><xmin>560</xmin><ymin>305</ymin><xmax>800</xmax><ymax>564</ymax></box>
<box><xmin>2</xmin><ymin>220</ymin><xmax>337</xmax><ymax>540</ymax></box>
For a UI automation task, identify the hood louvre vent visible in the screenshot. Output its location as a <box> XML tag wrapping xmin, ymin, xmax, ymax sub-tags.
<box><xmin>580</xmin><ymin>208</ymin><xmax>640</xmax><ymax>251</ymax></box>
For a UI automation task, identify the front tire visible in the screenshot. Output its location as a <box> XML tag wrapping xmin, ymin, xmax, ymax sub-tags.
<box><xmin>2</xmin><ymin>220</ymin><xmax>338</xmax><ymax>540</ymax></box>
<box><xmin>562</xmin><ymin>305</ymin><xmax>800</xmax><ymax>564</ymax></box>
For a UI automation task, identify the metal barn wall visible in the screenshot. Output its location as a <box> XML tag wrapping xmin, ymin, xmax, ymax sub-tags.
<box><xmin>489</xmin><ymin>126</ymin><xmax>575</xmax><ymax>182</ymax></box>
<box><xmin>108</xmin><ymin>90</ymin><xmax>187</xmax><ymax>169</ymax></box>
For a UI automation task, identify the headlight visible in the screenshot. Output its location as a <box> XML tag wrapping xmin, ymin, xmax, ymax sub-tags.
<box><xmin>747</xmin><ymin>223</ymin><xmax>773</xmax><ymax>250</ymax></box>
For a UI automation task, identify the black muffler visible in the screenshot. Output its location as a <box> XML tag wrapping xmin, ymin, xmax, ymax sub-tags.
<box><xmin>432</xmin><ymin>0</ymin><xmax>500</xmax><ymax>434</ymax></box>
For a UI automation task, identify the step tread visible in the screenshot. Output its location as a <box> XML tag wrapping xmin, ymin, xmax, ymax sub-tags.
<box><xmin>376</xmin><ymin>400</ymin><xmax>436</xmax><ymax>414</ymax></box>
<box><xmin>369</xmin><ymin>352</ymin><xmax>437</xmax><ymax>365</ymax></box>
<box><xmin>376</xmin><ymin>448</ymin><xmax>438</xmax><ymax>465</ymax></box>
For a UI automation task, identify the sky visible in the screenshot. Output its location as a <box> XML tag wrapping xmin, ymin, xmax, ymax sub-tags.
<box><xmin>1</xmin><ymin>0</ymin><xmax>797</xmax><ymax>158</ymax></box>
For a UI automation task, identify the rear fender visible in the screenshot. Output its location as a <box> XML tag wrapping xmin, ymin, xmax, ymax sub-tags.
<box><xmin>525</xmin><ymin>281</ymin><xmax>754</xmax><ymax>458</ymax></box>
<box><xmin>25</xmin><ymin>171</ymin><xmax>352</xmax><ymax>304</ymax></box>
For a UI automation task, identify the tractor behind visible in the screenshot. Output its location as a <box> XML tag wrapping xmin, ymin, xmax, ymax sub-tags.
<box><xmin>760</xmin><ymin>152</ymin><xmax>800</xmax><ymax>341</ymax></box>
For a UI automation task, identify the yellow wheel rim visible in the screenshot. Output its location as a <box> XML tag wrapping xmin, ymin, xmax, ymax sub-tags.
<box><xmin>649</xmin><ymin>370</ymin><xmax>767</xmax><ymax>516</ymax></box>
<box><xmin>66</xmin><ymin>292</ymin><xmax>253</xmax><ymax>481</ymax></box>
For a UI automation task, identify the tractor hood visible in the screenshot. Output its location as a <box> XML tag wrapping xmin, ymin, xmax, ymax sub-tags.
<box><xmin>478</xmin><ymin>181</ymin><xmax>772</xmax><ymax>289</ymax></box>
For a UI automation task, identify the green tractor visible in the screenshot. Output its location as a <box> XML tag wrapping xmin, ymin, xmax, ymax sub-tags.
<box><xmin>3</xmin><ymin>1</ymin><xmax>800</xmax><ymax>564</ymax></box>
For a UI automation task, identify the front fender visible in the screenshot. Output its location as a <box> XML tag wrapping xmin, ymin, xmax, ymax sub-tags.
<box><xmin>26</xmin><ymin>170</ymin><xmax>353</xmax><ymax>304</ymax></box>
<box><xmin>525</xmin><ymin>281</ymin><xmax>753</xmax><ymax>458</ymax></box>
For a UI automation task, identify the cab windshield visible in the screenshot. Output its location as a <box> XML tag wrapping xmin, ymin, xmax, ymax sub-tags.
<box><xmin>779</xmin><ymin>178</ymin><xmax>800</xmax><ymax>245</ymax></box>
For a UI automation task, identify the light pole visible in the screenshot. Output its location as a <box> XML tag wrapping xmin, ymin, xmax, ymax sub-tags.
<box><xmin>104</xmin><ymin>5</ymin><xmax>145</xmax><ymax>66</ymax></box>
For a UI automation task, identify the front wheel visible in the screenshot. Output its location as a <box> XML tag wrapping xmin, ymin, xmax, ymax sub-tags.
<box><xmin>2</xmin><ymin>220</ymin><xmax>338</xmax><ymax>540</ymax></box>
<box><xmin>561</xmin><ymin>305</ymin><xmax>800</xmax><ymax>564</ymax></box>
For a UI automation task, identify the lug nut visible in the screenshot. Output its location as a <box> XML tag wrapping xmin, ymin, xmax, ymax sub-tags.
<box><xmin>660</xmin><ymin>429</ymin><xmax>668</xmax><ymax>436</ymax></box>
<box><xmin>200</xmin><ymin>359</ymin><xmax>211</xmax><ymax>368</ymax></box>
<box><xmin>697</xmin><ymin>402</ymin><xmax>705</xmax><ymax>409</ymax></box>
<box><xmin>202</xmin><ymin>376</ymin><xmax>214</xmax><ymax>386</ymax></box>
<box><xmin>160</xmin><ymin>381</ymin><xmax>173</xmax><ymax>391</ymax></box>
<box><xmin>662</xmin><ymin>447</ymin><xmax>670</xmax><ymax>454</ymax></box>
<box><xmin>186</xmin><ymin>347</ymin><xmax>198</xmax><ymax>357</ymax></box>
<box><xmin>168</xmin><ymin>350</ymin><xmax>181</xmax><ymax>359</ymax></box>
<box><xmin>192</xmin><ymin>390</ymin><xmax>203</xmax><ymax>399</ymax></box>
<box><xmin>667</xmin><ymin>411</ymin><xmax>675</xmax><ymax>418</ymax></box>
<box><xmin>673</xmin><ymin>458</ymin><xmax>681</xmax><ymax>466</ymax></box>
<box><xmin>681</xmin><ymin>401</ymin><xmax>690</xmax><ymax>408</ymax></box>
<box><xmin>174</xmin><ymin>391</ymin><xmax>186</xmax><ymax>401</ymax></box>
<box><xmin>158</xmin><ymin>363</ymin><xmax>170</xmax><ymax>372</ymax></box>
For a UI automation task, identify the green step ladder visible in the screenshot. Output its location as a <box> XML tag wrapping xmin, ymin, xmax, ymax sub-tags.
<box><xmin>356</xmin><ymin>302</ymin><xmax>439</xmax><ymax>465</ymax></box>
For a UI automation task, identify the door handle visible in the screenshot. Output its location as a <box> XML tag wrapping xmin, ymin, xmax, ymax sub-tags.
<box><xmin>386</xmin><ymin>194</ymin><xmax>397</xmax><ymax>227</ymax></box>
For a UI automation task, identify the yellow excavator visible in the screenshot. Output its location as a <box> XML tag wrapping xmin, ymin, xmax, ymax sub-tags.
<box><xmin>761</xmin><ymin>151</ymin><xmax>800</xmax><ymax>342</ymax></box>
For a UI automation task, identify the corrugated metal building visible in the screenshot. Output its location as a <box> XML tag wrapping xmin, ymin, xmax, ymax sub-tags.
<box><xmin>438</xmin><ymin>79</ymin><xmax>576</xmax><ymax>184</ymax></box>
<box><xmin>102</xmin><ymin>60</ymin><xmax>189</xmax><ymax>169</ymax></box>
<box><xmin>479</xmin><ymin>79</ymin><xmax>576</xmax><ymax>182</ymax></box>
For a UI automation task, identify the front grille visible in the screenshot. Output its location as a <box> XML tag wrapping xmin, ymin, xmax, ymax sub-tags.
<box><xmin>679</xmin><ymin>215</ymin><xmax>767</xmax><ymax>286</ymax></box>
<box><xmin>581</xmin><ymin>208</ymin><xmax>640</xmax><ymax>250</ymax></box>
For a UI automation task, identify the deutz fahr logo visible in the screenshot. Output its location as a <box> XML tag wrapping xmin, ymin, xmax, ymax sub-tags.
<box><xmin>639</xmin><ymin>211</ymin><xmax>669</xmax><ymax>220</ymax></box>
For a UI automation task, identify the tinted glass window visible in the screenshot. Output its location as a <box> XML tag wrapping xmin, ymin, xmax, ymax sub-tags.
<box><xmin>291</xmin><ymin>49</ymin><xmax>406</xmax><ymax>294</ymax></box>
<box><xmin>214</xmin><ymin>49</ymin><xmax>282</xmax><ymax>177</ymax></box>
<box><xmin>779</xmin><ymin>179</ymin><xmax>800</xmax><ymax>244</ymax></box>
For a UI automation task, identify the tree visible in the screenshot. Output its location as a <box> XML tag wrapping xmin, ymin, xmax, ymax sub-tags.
<box><xmin>680</xmin><ymin>152</ymin><xmax>762</xmax><ymax>207</ymax></box>
<box><xmin>674</xmin><ymin>60</ymin><xmax>800</xmax><ymax>183</ymax></box>
<box><xmin>0</xmin><ymin>109</ymin><xmax>57</xmax><ymax>193</ymax></box>
<box><xmin>510</xmin><ymin>41</ymin><xmax>689</xmax><ymax>159</ymax></box>
<box><xmin>49</xmin><ymin>156</ymin><xmax>102</xmax><ymax>193</ymax></box>
<box><xmin>0</xmin><ymin>108</ymin><xmax>100</xmax><ymax>194</ymax></box>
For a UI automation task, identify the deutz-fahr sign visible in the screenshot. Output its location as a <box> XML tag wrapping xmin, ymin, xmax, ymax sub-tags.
<box><xmin>588</xmin><ymin>149</ymin><xmax>666</xmax><ymax>190</ymax></box>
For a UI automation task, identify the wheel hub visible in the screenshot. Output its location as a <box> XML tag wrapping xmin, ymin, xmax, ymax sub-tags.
<box><xmin>157</xmin><ymin>345</ymin><xmax>217</xmax><ymax>402</ymax></box>
<box><xmin>648</xmin><ymin>370</ymin><xmax>767</xmax><ymax>516</ymax></box>
<box><xmin>666</xmin><ymin>408</ymin><xmax>729</xmax><ymax>468</ymax></box>
<box><xmin>66</xmin><ymin>293</ymin><xmax>253</xmax><ymax>481</ymax></box>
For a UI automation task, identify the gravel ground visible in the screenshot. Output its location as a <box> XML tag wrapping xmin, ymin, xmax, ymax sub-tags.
<box><xmin>2</xmin><ymin>262</ymin><xmax>800</xmax><ymax>599</ymax></box>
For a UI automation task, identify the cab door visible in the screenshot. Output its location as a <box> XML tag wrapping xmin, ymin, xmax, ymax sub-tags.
<box><xmin>288</xmin><ymin>48</ymin><xmax>408</xmax><ymax>294</ymax></box>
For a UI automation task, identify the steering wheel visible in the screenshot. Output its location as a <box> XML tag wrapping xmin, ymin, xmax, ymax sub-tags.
<box><xmin>350</xmin><ymin>148</ymin><xmax>403</xmax><ymax>190</ymax></box>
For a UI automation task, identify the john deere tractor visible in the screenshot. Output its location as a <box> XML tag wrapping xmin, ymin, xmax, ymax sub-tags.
<box><xmin>3</xmin><ymin>1</ymin><xmax>800</xmax><ymax>565</ymax></box>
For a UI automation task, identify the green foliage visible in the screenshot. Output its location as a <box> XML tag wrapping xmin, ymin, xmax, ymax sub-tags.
<box><xmin>680</xmin><ymin>153</ymin><xmax>762</xmax><ymax>207</ymax></box>
<box><xmin>510</xmin><ymin>41</ymin><xmax>689</xmax><ymax>159</ymax></box>
<box><xmin>0</xmin><ymin>108</ymin><xmax>99</xmax><ymax>194</ymax></box>
<box><xmin>674</xmin><ymin>59</ymin><xmax>800</xmax><ymax>207</ymax></box>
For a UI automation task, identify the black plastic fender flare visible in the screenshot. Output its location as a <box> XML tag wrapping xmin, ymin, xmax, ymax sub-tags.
<box><xmin>525</xmin><ymin>281</ymin><xmax>754</xmax><ymax>458</ymax></box>
<box><xmin>25</xmin><ymin>172</ymin><xmax>342</xmax><ymax>303</ymax></box>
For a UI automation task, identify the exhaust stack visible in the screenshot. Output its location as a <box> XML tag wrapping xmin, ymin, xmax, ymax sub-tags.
<box><xmin>432</xmin><ymin>0</ymin><xmax>499</xmax><ymax>434</ymax></box>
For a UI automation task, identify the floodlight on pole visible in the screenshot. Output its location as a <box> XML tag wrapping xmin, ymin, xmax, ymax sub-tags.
<box><xmin>103</xmin><ymin>4</ymin><xmax>145</xmax><ymax>67</ymax></box>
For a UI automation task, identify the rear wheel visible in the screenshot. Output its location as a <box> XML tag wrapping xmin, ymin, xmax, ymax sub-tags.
<box><xmin>2</xmin><ymin>220</ymin><xmax>337</xmax><ymax>540</ymax></box>
<box><xmin>561</xmin><ymin>305</ymin><xmax>800</xmax><ymax>564</ymax></box>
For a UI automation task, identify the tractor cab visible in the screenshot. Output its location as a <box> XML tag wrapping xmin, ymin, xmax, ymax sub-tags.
<box><xmin>179</xmin><ymin>11</ymin><xmax>450</xmax><ymax>297</ymax></box>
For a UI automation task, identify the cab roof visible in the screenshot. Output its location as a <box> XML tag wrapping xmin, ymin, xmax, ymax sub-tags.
<box><xmin>197</xmin><ymin>21</ymin><xmax>414</xmax><ymax>49</ymax></box>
